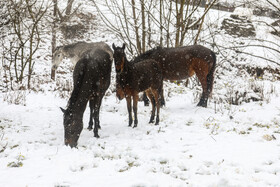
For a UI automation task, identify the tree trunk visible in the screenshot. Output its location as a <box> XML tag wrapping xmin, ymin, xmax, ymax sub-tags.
<box><xmin>194</xmin><ymin>1</ymin><xmax>209</xmax><ymax>45</ymax></box>
<box><xmin>141</xmin><ymin>0</ymin><xmax>146</xmax><ymax>53</ymax></box>
<box><xmin>175</xmin><ymin>0</ymin><xmax>185</xmax><ymax>47</ymax></box>
<box><xmin>131</xmin><ymin>0</ymin><xmax>141</xmax><ymax>54</ymax></box>
<box><xmin>51</xmin><ymin>0</ymin><xmax>57</xmax><ymax>80</ymax></box>
<box><xmin>159</xmin><ymin>0</ymin><xmax>163</xmax><ymax>47</ymax></box>
<box><xmin>66</xmin><ymin>0</ymin><xmax>74</xmax><ymax>15</ymax></box>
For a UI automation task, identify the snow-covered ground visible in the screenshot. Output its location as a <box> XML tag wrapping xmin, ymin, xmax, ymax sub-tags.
<box><xmin>1</xmin><ymin>86</ymin><xmax>280</xmax><ymax>186</ymax></box>
<box><xmin>1</xmin><ymin>0</ymin><xmax>280</xmax><ymax>186</ymax></box>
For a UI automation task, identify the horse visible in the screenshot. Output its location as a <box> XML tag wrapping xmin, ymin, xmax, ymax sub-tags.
<box><xmin>51</xmin><ymin>41</ymin><xmax>113</xmax><ymax>80</ymax></box>
<box><xmin>112</xmin><ymin>43</ymin><xmax>163</xmax><ymax>127</ymax></box>
<box><xmin>60</xmin><ymin>48</ymin><xmax>112</xmax><ymax>148</ymax></box>
<box><xmin>127</xmin><ymin>44</ymin><xmax>216</xmax><ymax>107</ymax></box>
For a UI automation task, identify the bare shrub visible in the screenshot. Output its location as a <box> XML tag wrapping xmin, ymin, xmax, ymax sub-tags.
<box><xmin>3</xmin><ymin>90</ymin><xmax>27</xmax><ymax>106</ymax></box>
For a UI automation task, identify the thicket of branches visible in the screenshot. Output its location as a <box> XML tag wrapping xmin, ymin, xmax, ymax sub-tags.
<box><xmin>1</xmin><ymin>0</ymin><xmax>48</xmax><ymax>90</ymax></box>
<box><xmin>92</xmin><ymin>0</ymin><xmax>279</xmax><ymax>67</ymax></box>
<box><xmin>0</xmin><ymin>0</ymin><xmax>279</xmax><ymax>104</ymax></box>
<box><xmin>0</xmin><ymin>0</ymin><xmax>78</xmax><ymax>90</ymax></box>
<box><xmin>92</xmin><ymin>0</ymin><xmax>217</xmax><ymax>56</ymax></box>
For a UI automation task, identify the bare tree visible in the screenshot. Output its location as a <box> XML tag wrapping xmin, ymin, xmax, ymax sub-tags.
<box><xmin>51</xmin><ymin>0</ymin><xmax>58</xmax><ymax>80</ymax></box>
<box><xmin>65</xmin><ymin>0</ymin><xmax>75</xmax><ymax>16</ymax></box>
<box><xmin>92</xmin><ymin>0</ymin><xmax>217</xmax><ymax>56</ymax></box>
<box><xmin>5</xmin><ymin>0</ymin><xmax>48</xmax><ymax>89</ymax></box>
<box><xmin>267</xmin><ymin>0</ymin><xmax>280</xmax><ymax>11</ymax></box>
<box><xmin>51</xmin><ymin>0</ymin><xmax>81</xmax><ymax>80</ymax></box>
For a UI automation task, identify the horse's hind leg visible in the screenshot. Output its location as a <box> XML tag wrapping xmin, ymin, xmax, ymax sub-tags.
<box><xmin>160</xmin><ymin>87</ymin><xmax>165</xmax><ymax>107</ymax></box>
<box><xmin>194</xmin><ymin>60</ymin><xmax>210</xmax><ymax>107</ymax></box>
<box><xmin>152</xmin><ymin>89</ymin><xmax>160</xmax><ymax>125</ymax></box>
<box><xmin>196</xmin><ymin>77</ymin><xmax>208</xmax><ymax>107</ymax></box>
<box><xmin>197</xmin><ymin>87</ymin><xmax>208</xmax><ymax>107</ymax></box>
<box><xmin>146</xmin><ymin>90</ymin><xmax>155</xmax><ymax>123</ymax></box>
<box><xmin>144</xmin><ymin>88</ymin><xmax>165</xmax><ymax>107</ymax></box>
<box><xmin>92</xmin><ymin>94</ymin><xmax>104</xmax><ymax>138</ymax></box>
<box><xmin>88</xmin><ymin>99</ymin><xmax>94</xmax><ymax>130</ymax></box>
<box><xmin>132</xmin><ymin>94</ymin><xmax>139</xmax><ymax>128</ymax></box>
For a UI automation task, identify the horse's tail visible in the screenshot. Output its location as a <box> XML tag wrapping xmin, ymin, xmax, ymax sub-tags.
<box><xmin>206</xmin><ymin>51</ymin><xmax>216</xmax><ymax>96</ymax></box>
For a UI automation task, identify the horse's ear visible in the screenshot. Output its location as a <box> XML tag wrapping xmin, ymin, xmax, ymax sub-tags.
<box><xmin>54</xmin><ymin>46</ymin><xmax>62</xmax><ymax>52</ymax></box>
<box><xmin>60</xmin><ymin>107</ymin><xmax>66</xmax><ymax>113</ymax></box>
<box><xmin>112</xmin><ymin>43</ymin><xmax>116</xmax><ymax>50</ymax></box>
<box><xmin>122</xmin><ymin>43</ymin><xmax>126</xmax><ymax>50</ymax></box>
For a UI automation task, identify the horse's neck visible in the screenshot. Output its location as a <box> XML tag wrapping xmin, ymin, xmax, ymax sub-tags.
<box><xmin>67</xmin><ymin>100</ymin><xmax>87</xmax><ymax>118</ymax></box>
<box><xmin>67</xmin><ymin>89</ymin><xmax>89</xmax><ymax>116</ymax></box>
<box><xmin>119</xmin><ymin>58</ymin><xmax>133</xmax><ymax>85</ymax></box>
<box><xmin>123</xmin><ymin>57</ymin><xmax>132</xmax><ymax>72</ymax></box>
<box><xmin>68</xmin><ymin>56</ymin><xmax>80</xmax><ymax>65</ymax></box>
<box><xmin>63</xmin><ymin>47</ymin><xmax>80</xmax><ymax>65</ymax></box>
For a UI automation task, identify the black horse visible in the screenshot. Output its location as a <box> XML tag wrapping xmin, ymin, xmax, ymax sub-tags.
<box><xmin>60</xmin><ymin>49</ymin><xmax>112</xmax><ymax>148</ymax></box>
<box><xmin>113</xmin><ymin>43</ymin><xmax>163</xmax><ymax>127</ymax></box>
<box><xmin>130</xmin><ymin>45</ymin><xmax>216</xmax><ymax>107</ymax></box>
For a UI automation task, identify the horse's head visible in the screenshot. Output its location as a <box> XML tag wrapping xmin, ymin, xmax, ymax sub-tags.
<box><xmin>60</xmin><ymin>107</ymin><xmax>83</xmax><ymax>148</ymax></box>
<box><xmin>112</xmin><ymin>43</ymin><xmax>126</xmax><ymax>73</ymax></box>
<box><xmin>52</xmin><ymin>46</ymin><xmax>65</xmax><ymax>70</ymax></box>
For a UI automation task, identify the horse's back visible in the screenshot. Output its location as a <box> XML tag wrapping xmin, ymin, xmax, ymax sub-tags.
<box><xmin>130</xmin><ymin>59</ymin><xmax>162</xmax><ymax>91</ymax></box>
<box><xmin>73</xmin><ymin>49</ymin><xmax>112</xmax><ymax>89</ymax></box>
<box><xmin>84</xmin><ymin>49</ymin><xmax>112</xmax><ymax>76</ymax></box>
<box><xmin>81</xmin><ymin>42</ymin><xmax>113</xmax><ymax>59</ymax></box>
<box><xmin>65</xmin><ymin>41</ymin><xmax>112</xmax><ymax>61</ymax></box>
<box><xmin>145</xmin><ymin>45</ymin><xmax>215</xmax><ymax>80</ymax></box>
<box><xmin>133</xmin><ymin>59</ymin><xmax>161</xmax><ymax>73</ymax></box>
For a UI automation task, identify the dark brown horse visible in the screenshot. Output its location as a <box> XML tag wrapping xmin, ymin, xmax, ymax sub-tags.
<box><xmin>60</xmin><ymin>49</ymin><xmax>112</xmax><ymax>148</ymax></box>
<box><xmin>132</xmin><ymin>45</ymin><xmax>216</xmax><ymax>107</ymax></box>
<box><xmin>112</xmin><ymin>43</ymin><xmax>163</xmax><ymax>127</ymax></box>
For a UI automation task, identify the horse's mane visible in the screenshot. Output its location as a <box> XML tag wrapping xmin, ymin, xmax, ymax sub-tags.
<box><xmin>133</xmin><ymin>46</ymin><xmax>162</xmax><ymax>63</ymax></box>
<box><xmin>53</xmin><ymin>42</ymin><xmax>85</xmax><ymax>53</ymax></box>
<box><xmin>63</xmin><ymin>41</ymin><xmax>86</xmax><ymax>51</ymax></box>
<box><xmin>67</xmin><ymin>60</ymin><xmax>86</xmax><ymax>111</ymax></box>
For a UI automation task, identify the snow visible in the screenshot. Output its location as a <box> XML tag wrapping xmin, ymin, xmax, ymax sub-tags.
<box><xmin>1</xmin><ymin>89</ymin><xmax>280</xmax><ymax>186</ymax></box>
<box><xmin>233</xmin><ymin>7</ymin><xmax>253</xmax><ymax>20</ymax></box>
<box><xmin>1</xmin><ymin>0</ymin><xmax>280</xmax><ymax>186</ymax></box>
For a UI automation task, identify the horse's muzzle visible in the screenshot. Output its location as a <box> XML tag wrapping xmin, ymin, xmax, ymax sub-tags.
<box><xmin>52</xmin><ymin>65</ymin><xmax>58</xmax><ymax>70</ymax></box>
<box><xmin>65</xmin><ymin>140</ymin><xmax>77</xmax><ymax>148</ymax></box>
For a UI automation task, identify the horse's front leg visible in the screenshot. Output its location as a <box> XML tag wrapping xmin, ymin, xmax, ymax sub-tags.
<box><xmin>126</xmin><ymin>96</ymin><xmax>133</xmax><ymax>127</ymax></box>
<box><xmin>87</xmin><ymin>99</ymin><xmax>94</xmax><ymax>130</ymax></box>
<box><xmin>132</xmin><ymin>94</ymin><xmax>139</xmax><ymax>128</ymax></box>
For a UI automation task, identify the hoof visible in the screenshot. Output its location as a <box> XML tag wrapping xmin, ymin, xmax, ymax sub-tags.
<box><xmin>160</xmin><ymin>100</ymin><xmax>165</xmax><ymax>107</ymax></box>
<box><xmin>197</xmin><ymin>103</ymin><xmax>207</xmax><ymax>108</ymax></box>
<box><xmin>94</xmin><ymin>134</ymin><xmax>100</xmax><ymax>138</ymax></box>
<box><xmin>128</xmin><ymin>120</ymin><xmax>133</xmax><ymax>127</ymax></box>
<box><xmin>87</xmin><ymin>126</ymin><xmax>93</xmax><ymax>131</ymax></box>
<box><xmin>133</xmin><ymin>124</ymin><xmax>137</xmax><ymax>128</ymax></box>
<box><xmin>197</xmin><ymin>99</ymin><xmax>207</xmax><ymax>107</ymax></box>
